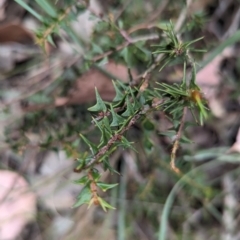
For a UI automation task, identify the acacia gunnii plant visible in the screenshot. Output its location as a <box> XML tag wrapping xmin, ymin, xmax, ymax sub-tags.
<box><xmin>72</xmin><ymin>24</ymin><xmax>208</xmax><ymax>210</ymax></box>
<box><xmin>14</xmin><ymin>0</ymin><xmax>208</xmax><ymax>211</ymax></box>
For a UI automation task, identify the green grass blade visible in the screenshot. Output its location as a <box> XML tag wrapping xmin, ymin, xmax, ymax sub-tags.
<box><xmin>199</xmin><ymin>30</ymin><xmax>240</xmax><ymax>70</ymax></box>
<box><xmin>14</xmin><ymin>0</ymin><xmax>43</xmax><ymax>21</ymax></box>
<box><xmin>35</xmin><ymin>0</ymin><xmax>58</xmax><ymax>17</ymax></box>
<box><xmin>158</xmin><ymin>160</ymin><xmax>217</xmax><ymax>240</ymax></box>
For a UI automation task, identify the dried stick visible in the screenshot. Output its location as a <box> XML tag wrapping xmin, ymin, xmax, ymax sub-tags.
<box><xmin>170</xmin><ymin>107</ymin><xmax>187</xmax><ymax>173</ymax></box>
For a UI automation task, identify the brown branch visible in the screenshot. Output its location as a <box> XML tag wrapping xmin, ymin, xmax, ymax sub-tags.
<box><xmin>119</xmin><ymin>29</ymin><xmax>134</xmax><ymax>43</ymax></box>
<box><xmin>170</xmin><ymin>107</ymin><xmax>187</xmax><ymax>173</ymax></box>
<box><xmin>78</xmin><ymin>99</ymin><xmax>162</xmax><ymax>172</ymax></box>
<box><xmin>88</xmin><ymin>170</ymin><xmax>99</xmax><ymax>205</ymax></box>
<box><xmin>80</xmin><ymin>112</ymin><xmax>142</xmax><ymax>171</ymax></box>
<box><xmin>133</xmin><ymin>0</ymin><xmax>195</xmax><ymax>82</ymax></box>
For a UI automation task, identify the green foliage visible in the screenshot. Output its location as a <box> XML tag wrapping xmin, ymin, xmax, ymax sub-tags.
<box><xmin>152</xmin><ymin>22</ymin><xmax>205</xmax><ymax>71</ymax></box>
<box><xmin>72</xmin><ymin>25</ymin><xmax>207</xmax><ymax>208</ymax></box>
<box><xmin>14</xmin><ymin>0</ymin><xmax>209</xmax><ymax>212</ymax></box>
<box><xmin>88</xmin><ymin>88</ymin><xmax>108</xmax><ymax>112</ymax></box>
<box><xmin>15</xmin><ymin>0</ymin><xmax>88</xmax><ymax>49</ymax></box>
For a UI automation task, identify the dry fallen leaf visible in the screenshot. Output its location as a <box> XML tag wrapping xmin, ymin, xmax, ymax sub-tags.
<box><xmin>0</xmin><ymin>23</ymin><xmax>34</xmax><ymax>44</ymax></box>
<box><xmin>0</xmin><ymin>170</ymin><xmax>36</xmax><ymax>239</ymax></box>
<box><xmin>55</xmin><ymin>61</ymin><xmax>137</xmax><ymax>106</ymax></box>
<box><xmin>0</xmin><ymin>23</ymin><xmax>40</xmax><ymax>72</ymax></box>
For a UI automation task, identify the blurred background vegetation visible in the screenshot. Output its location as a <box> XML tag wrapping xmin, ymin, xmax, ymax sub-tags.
<box><xmin>1</xmin><ymin>0</ymin><xmax>240</xmax><ymax>239</ymax></box>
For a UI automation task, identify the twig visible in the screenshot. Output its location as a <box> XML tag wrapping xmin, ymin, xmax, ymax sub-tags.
<box><xmin>79</xmin><ymin>102</ymin><xmax>161</xmax><ymax>172</ymax></box>
<box><xmin>170</xmin><ymin>107</ymin><xmax>187</xmax><ymax>173</ymax></box>
<box><xmin>81</xmin><ymin>113</ymin><xmax>141</xmax><ymax>171</ymax></box>
<box><xmin>119</xmin><ymin>29</ymin><xmax>134</xmax><ymax>43</ymax></box>
<box><xmin>88</xmin><ymin>170</ymin><xmax>99</xmax><ymax>205</ymax></box>
<box><xmin>7</xmin><ymin>32</ymin><xmax>157</xmax><ymax>112</ymax></box>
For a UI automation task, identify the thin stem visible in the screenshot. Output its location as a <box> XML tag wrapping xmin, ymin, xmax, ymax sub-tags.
<box><xmin>170</xmin><ymin>107</ymin><xmax>187</xmax><ymax>173</ymax></box>
<box><xmin>81</xmin><ymin>113</ymin><xmax>141</xmax><ymax>170</ymax></box>
<box><xmin>158</xmin><ymin>160</ymin><xmax>216</xmax><ymax>240</ymax></box>
<box><xmin>88</xmin><ymin>170</ymin><xmax>99</xmax><ymax>205</ymax></box>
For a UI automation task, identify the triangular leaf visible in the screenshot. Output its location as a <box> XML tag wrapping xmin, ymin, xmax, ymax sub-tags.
<box><xmin>91</xmin><ymin>42</ymin><xmax>104</xmax><ymax>54</ymax></box>
<box><xmin>91</xmin><ymin>168</ymin><xmax>101</xmax><ymax>181</ymax></box>
<box><xmin>80</xmin><ymin>134</ymin><xmax>98</xmax><ymax>154</ymax></box>
<box><xmin>115</xmin><ymin>80</ymin><xmax>128</xmax><ymax>90</ymax></box>
<box><xmin>121</xmin><ymin>47</ymin><xmax>133</xmax><ymax>67</ymax></box>
<box><xmin>121</xmin><ymin>97</ymin><xmax>134</xmax><ymax>117</ymax></box>
<box><xmin>72</xmin><ymin>186</ymin><xmax>91</xmax><ymax>208</ymax></box>
<box><xmin>159</xmin><ymin>130</ymin><xmax>177</xmax><ymax>142</ymax></box>
<box><xmin>180</xmin><ymin>135</ymin><xmax>193</xmax><ymax>144</ymax></box>
<box><xmin>92</xmin><ymin>117</ymin><xmax>112</xmax><ymax>146</ymax></box>
<box><xmin>47</xmin><ymin>34</ymin><xmax>56</xmax><ymax>46</ymax></box>
<box><xmin>120</xmin><ymin>136</ymin><xmax>137</xmax><ymax>151</ymax></box>
<box><xmin>112</xmin><ymin>80</ymin><xmax>124</xmax><ymax>102</ymax></box>
<box><xmin>88</xmin><ymin>88</ymin><xmax>107</xmax><ymax>112</ymax></box>
<box><xmin>101</xmin><ymin>116</ymin><xmax>112</xmax><ymax>133</ymax></box>
<box><xmin>98</xmin><ymin>197</ymin><xmax>116</xmax><ymax>212</ymax></box>
<box><xmin>130</xmin><ymin>88</ymin><xmax>141</xmax><ymax>110</ymax></box>
<box><xmin>74</xmin><ymin>175</ymin><xmax>89</xmax><ymax>185</ymax></box>
<box><xmin>110</xmin><ymin>105</ymin><xmax>125</xmax><ymax>127</ymax></box>
<box><xmin>96</xmin><ymin>182</ymin><xmax>118</xmax><ymax>192</ymax></box>
<box><xmin>74</xmin><ymin>157</ymin><xmax>86</xmax><ymax>170</ymax></box>
<box><xmin>103</xmin><ymin>158</ymin><xmax>119</xmax><ymax>174</ymax></box>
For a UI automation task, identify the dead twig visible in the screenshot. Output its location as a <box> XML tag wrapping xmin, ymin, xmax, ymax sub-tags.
<box><xmin>170</xmin><ymin>107</ymin><xmax>187</xmax><ymax>173</ymax></box>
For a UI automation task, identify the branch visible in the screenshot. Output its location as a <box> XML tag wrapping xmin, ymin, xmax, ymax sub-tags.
<box><xmin>170</xmin><ymin>107</ymin><xmax>187</xmax><ymax>173</ymax></box>
<box><xmin>81</xmin><ymin>113</ymin><xmax>141</xmax><ymax>171</ymax></box>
